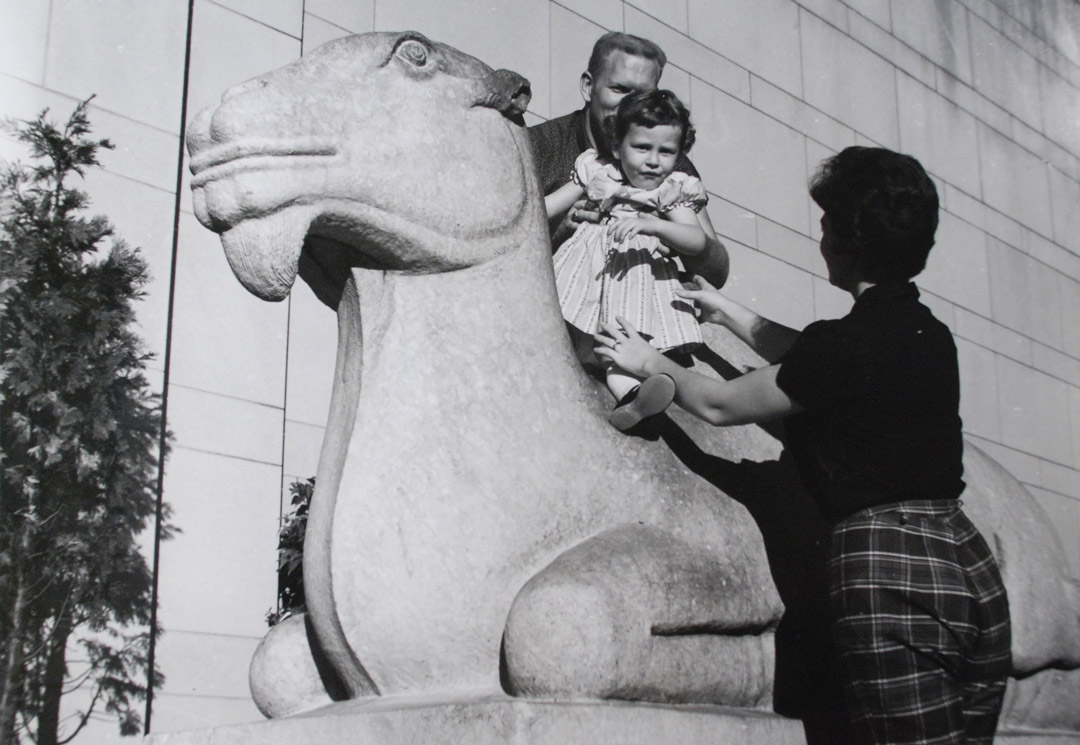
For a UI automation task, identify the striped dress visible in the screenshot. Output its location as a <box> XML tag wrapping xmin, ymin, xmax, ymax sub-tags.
<box><xmin>552</xmin><ymin>149</ymin><xmax>707</xmax><ymax>354</ymax></box>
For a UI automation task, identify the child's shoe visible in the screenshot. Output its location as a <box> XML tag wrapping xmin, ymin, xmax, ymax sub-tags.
<box><xmin>609</xmin><ymin>373</ymin><xmax>676</xmax><ymax>431</ymax></box>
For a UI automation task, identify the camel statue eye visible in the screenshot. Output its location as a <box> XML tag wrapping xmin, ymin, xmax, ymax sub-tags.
<box><xmin>395</xmin><ymin>39</ymin><xmax>430</xmax><ymax>68</ymax></box>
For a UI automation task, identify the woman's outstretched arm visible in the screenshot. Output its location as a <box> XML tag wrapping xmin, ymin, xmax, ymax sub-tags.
<box><xmin>595</xmin><ymin>318</ymin><xmax>802</xmax><ymax>426</ymax></box>
<box><xmin>676</xmin><ymin>277</ymin><xmax>800</xmax><ymax>363</ymax></box>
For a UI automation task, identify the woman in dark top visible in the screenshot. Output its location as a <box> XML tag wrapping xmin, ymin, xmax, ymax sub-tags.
<box><xmin>596</xmin><ymin>146</ymin><xmax>1011</xmax><ymax>745</ymax></box>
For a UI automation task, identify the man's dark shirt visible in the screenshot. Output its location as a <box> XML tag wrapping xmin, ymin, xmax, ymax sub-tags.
<box><xmin>775</xmin><ymin>282</ymin><xmax>965</xmax><ymax>522</ymax></box>
<box><xmin>528</xmin><ymin>108</ymin><xmax>699</xmax><ymax>249</ymax></box>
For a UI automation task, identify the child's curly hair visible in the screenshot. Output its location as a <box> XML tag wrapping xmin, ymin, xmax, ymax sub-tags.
<box><xmin>604</xmin><ymin>89</ymin><xmax>696</xmax><ymax>154</ymax></box>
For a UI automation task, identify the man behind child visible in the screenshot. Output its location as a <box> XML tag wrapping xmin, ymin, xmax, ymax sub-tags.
<box><xmin>528</xmin><ymin>31</ymin><xmax>728</xmax><ymax>286</ymax></box>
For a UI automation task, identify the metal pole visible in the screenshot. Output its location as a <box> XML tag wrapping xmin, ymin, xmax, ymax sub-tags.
<box><xmin>145</xmin><ymin>0</ymin><xmax>196</xmax><ymax>734</ymax></box>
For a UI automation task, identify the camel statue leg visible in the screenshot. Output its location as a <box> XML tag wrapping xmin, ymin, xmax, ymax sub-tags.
<box><xmin>503</xmin><ymin>525</ymin><xmax>776</xmax><ymax>707</ymax></box>
<box><xmin>248</xmin><ymin>613</ymin><xmax>354</xmax><ymax>718</ymax></box>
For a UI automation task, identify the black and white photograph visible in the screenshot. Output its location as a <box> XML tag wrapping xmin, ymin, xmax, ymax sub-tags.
<box><xmin>1</xmin><ymin>2</ymin><xmax>1078</xmax><ymax>744</ymax></box>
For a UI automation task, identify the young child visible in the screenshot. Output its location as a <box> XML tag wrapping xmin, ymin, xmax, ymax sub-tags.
<box><xmin>545</xmin><ymin>89</ymin><xmax>714</xmax><ymax>431</ymax></box>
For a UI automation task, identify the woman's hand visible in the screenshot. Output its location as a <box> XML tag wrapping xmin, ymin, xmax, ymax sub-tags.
<box><xmin>675</xmin><ymin>275</ymin><xmax>740</xmax><ymax>326</ymax></box>
<box><xmin>594</xmin><ymin>317</ymin><xmax>665</xmax><ymax>379</ymax></box>
<box><xmin>677</xmin><ymin>278</ymin><xmax>801</xmax><ymax>362</ymax></box>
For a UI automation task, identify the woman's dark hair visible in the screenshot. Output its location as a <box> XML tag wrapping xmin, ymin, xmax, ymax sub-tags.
<box><xmin>604</xmin><ymin>89</ymin><xmax>696</xmax><ymax>154</ymax></box>
<box><xmin>810</xmin><ymin>146</ymin><xmax>939</xmax><ymax>282</ymax></box>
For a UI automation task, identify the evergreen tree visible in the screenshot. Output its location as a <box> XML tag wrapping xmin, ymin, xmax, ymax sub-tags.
<box><xmin>0</xmin><ymin>100</ymin><xmax>170</xmax><ymax>745</ymax></box>
<box><xmin>267</xmin><ymin>478</ymin><xmax>312</xmax><ymax>627</ymax></box>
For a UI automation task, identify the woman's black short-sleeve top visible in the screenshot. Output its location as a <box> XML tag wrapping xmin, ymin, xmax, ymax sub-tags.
<box><xmin>775</xmin><ymin>281</ymin><xmax>965</xmax><ymax>521</ymax></box>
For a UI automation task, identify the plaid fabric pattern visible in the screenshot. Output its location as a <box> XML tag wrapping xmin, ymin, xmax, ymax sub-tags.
<box><xmin>828</xmin><ymin>500</ymin><xmax>1011</xmax><ymax>745</ymax></box>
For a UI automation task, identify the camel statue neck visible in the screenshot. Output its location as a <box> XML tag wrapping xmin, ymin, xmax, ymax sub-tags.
<box><xmin>346</xmin><ymin>208</ymin><xmax>583</xmax><ymax>396</ymax></box>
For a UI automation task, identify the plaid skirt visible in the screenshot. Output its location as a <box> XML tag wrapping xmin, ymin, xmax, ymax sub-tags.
<box><xmin>828</xmin><ymin>500</ymin><xmax>1011</xmax><ymax>745</ymax></box>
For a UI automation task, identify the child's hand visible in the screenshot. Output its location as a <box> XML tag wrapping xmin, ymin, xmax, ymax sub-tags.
<box><xmin>594</xmin><ymin>317</ymin><xmax>663</xmax><ymax>379</ymax></box>
<box><xmin>675</xmin><ymin>275</ymin><xmax>738</xmax><ymax>326</ymax></box>
<box><xmin>607</xmin><ymin>215</ymin><xmax>657</xmax><ymax>243</ymax></box>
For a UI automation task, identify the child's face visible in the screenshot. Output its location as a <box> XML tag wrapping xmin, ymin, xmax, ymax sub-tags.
<box><xmin>614</xmin><ymin>123</ymin><xmax>681</xmax><ymax>190</ymax></box>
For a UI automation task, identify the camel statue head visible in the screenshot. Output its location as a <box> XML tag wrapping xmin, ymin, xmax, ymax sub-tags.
<box><xmin>189</xmin><ymin>31</ymin><xmax>535</xmax><ymax>304</ymax></box>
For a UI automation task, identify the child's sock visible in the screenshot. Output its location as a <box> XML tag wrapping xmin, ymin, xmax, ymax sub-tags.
<box><xmin>605</xmin><ymin>370</ymin><xmax>641</xmax><ymax>402</ymax></box>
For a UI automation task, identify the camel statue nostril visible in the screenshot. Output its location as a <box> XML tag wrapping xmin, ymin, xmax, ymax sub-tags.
<box><xmin>478</xmin><ymin>68</ymin><xmax>532</xmax><ymax>118</ymax></box>
<box><xmin>509</xmin><ymin>83</ymin><xmax>532</xmax><ymax>117</ymax></box>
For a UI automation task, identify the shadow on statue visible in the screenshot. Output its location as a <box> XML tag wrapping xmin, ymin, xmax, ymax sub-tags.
<box><xmin>646</xmin><ymin>344</ymin><xmax>852</xmax><ymax>745</ymax></box>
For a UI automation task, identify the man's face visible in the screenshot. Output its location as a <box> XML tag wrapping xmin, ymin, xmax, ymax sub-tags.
<box><xmin>581</xmin><ymin>51</ymin><xmax>662</xmax><ymax>132</ymax></box>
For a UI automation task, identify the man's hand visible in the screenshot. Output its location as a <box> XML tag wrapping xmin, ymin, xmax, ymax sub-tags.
<box><xmin>680</xmin><ymin>207</ymin><xmax>729</xmax><ymax>287</ymax></box>
<box><xmin>680</xmin><ymin>237</ymin><xmax>729</xmax><ymax>288</ymax></box>
<box><xmin>564</xmin><ymin>198</ymin><xmax>604</xmax><ymax>231</ymax></box>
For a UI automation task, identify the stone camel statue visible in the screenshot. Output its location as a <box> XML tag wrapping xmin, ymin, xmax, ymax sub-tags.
<box><xmin>187</xmin><ymin>31</ymin><xmax>1080</xmax><ymax>733</ymax></box>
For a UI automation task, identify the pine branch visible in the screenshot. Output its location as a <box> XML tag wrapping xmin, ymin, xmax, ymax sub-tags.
<box><xmin>55</xmin><ymin>683</ymin><xmax>101</xmax><ymax>745</ymax></box>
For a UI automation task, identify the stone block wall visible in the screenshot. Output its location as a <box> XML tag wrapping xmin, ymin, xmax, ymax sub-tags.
<box><xmin>1</xmin><ymin>0</ymin><xmax>1077</xmax><ymax>740</ymax></box>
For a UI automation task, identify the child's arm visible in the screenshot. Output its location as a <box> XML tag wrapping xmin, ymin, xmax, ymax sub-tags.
<box><xmin>606</xmin><ymin>204</ymin><xmax>707</xmax><ymax>257</ymax></box>
<box><xmin>544</xmin><ymin>181</ymin><xmax>586</xmax><ymax>220</ymax></box>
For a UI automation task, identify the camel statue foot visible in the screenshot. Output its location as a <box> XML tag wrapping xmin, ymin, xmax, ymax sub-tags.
<box><xmin>503</xmin><ymin>525</ymin><xmax>776</xmax><ymax>707</ymax></box>
<box><xmin>248</xmin><ymin>613</ymin><xmax>357</xmax><ymax>718</ymax></box>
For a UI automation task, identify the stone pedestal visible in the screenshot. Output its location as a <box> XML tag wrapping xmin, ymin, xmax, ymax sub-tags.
<box><xmin>145</xmin><ymin>693</ymin><xmax>1080</xmax><ymax>745</ymax></box>
<box><xmin>147</xmin><ymin>695</ymin><xmax>806</xmax><ymax>745</ymax></box>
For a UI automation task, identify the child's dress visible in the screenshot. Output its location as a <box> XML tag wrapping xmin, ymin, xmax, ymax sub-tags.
<box><xmin>553</xmin><ymin>148</ymin><xmax>706</xmax><ymax>353</ymax></box>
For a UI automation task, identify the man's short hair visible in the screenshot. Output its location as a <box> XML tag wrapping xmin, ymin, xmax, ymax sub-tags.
<box><xmin>587</xmin><ymin>32</ymin><xmax>667</xmax><ymax>77</ymax></box>
<box><xmin>810</xmin><ymin>146</ymin><xmax>939</xmax><ymax>282</ymax></box>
